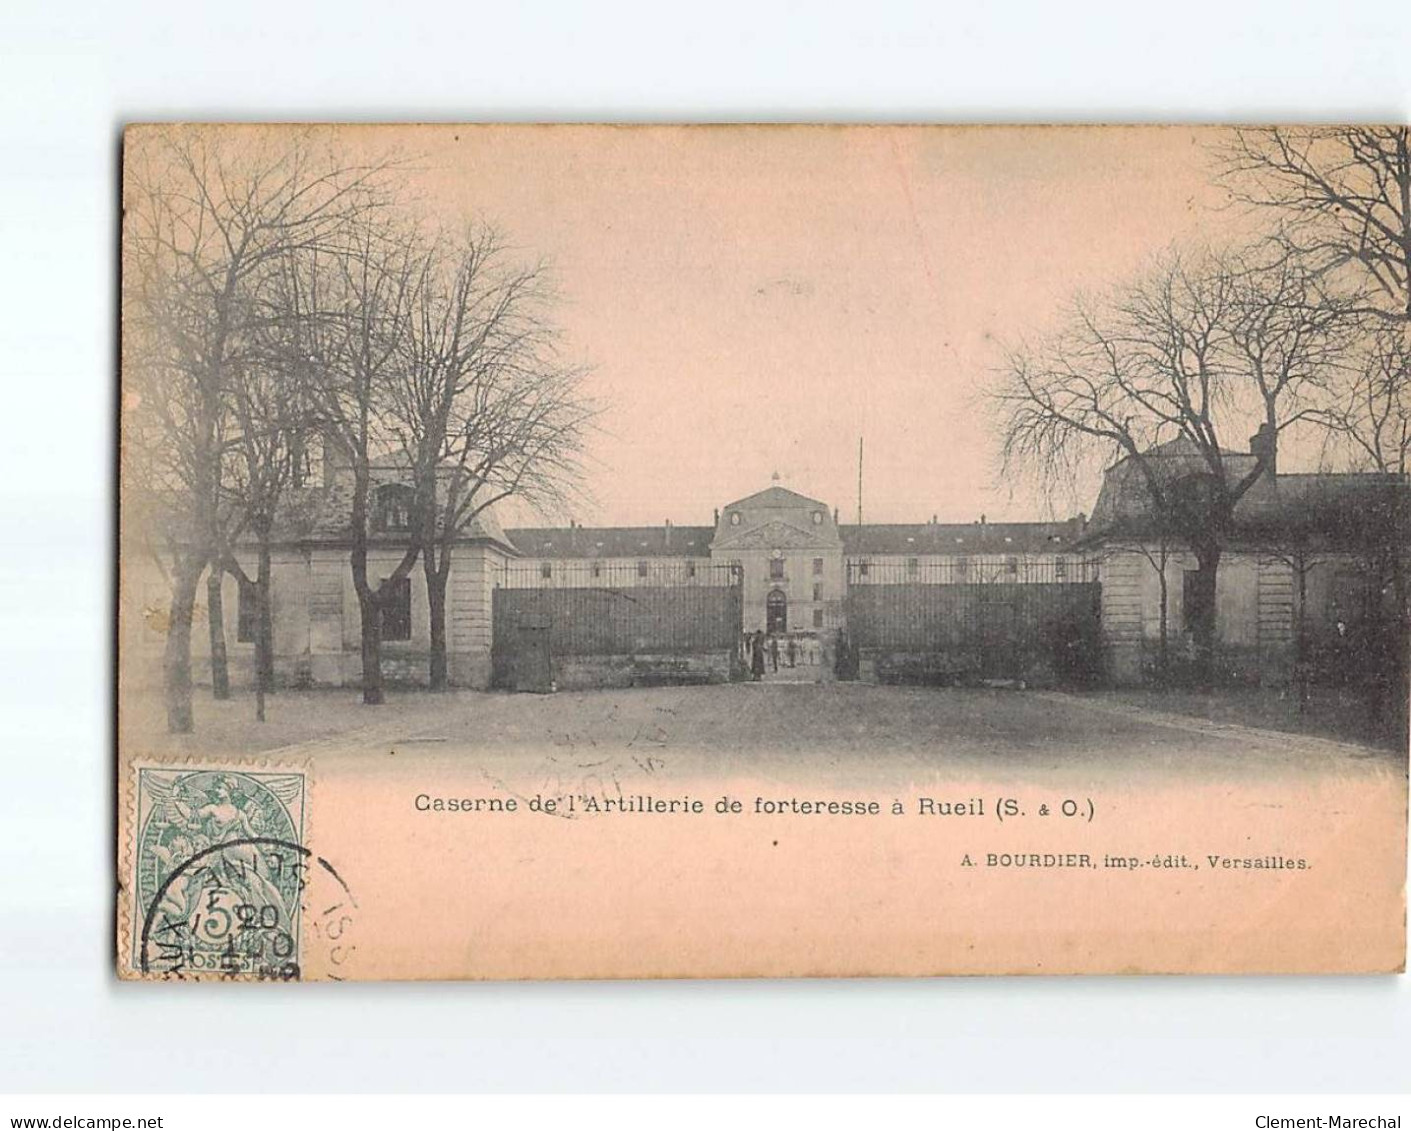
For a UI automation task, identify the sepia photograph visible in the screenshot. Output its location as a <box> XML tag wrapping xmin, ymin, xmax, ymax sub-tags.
<box><xmin>116</xmin><ymin>123</ymin><xmax>1409</xmax><ymax>981</ymax></box>
<box><xmin>6</xmin><ymin>0</ymin><xmax>1411</xmax><ymax>1114</ymax></box>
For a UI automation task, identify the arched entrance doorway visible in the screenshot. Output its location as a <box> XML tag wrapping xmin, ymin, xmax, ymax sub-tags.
<box><xmin>766</xmin><ymin>588</ymin><xmax>788</xmax><ymax>634</ymax></box>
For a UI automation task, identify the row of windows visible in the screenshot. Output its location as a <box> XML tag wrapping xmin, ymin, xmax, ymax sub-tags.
<box><xmin>535</xmin><ymin>558</ymin><xmax>836</xmax><ymax>579</ymax></box>
<box><xmin>534</xmin><ymin>556</ymin><xmax>1071</xmax><ymax>581</ymax></box>
<box><xmin>539</xmin><ymin>560</ymin><xmax>699</xmax><ymax>579</ymax></box>
<box><xmin>537</xmin><ymin>556</ymin><xmax>1066</xmax><ymax>579</ymax></box>
<box><xmin>773</xmin><ymin>556</ymin><xmax>1073</xmax><ymax>577</ymax></box>
<box><xmin>852</xmin><ymin>556</ymin><xmax>1048</xmax><ymax>576</ymax></box>
<box><xmin>767</xmin><ymin>558</ymin><xmax>827</xmax><ymax>579</ymax></box>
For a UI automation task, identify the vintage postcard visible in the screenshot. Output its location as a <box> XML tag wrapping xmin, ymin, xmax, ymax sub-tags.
<box><xmin>117</xmin><ymin>123</ymin><xmax>1408</xmax><ymax>980</ymax></box>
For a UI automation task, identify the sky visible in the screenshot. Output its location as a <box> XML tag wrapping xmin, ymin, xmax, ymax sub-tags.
<box><xmin>358</xmin><ymin>125</ymin><xmax>1244</xmax><ymax>526</ymax></box>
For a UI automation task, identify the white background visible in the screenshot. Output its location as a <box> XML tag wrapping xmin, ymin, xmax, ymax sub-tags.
<box><xmin>0</xmin><ymin>0</ymin><xmax>1408</xmax><ymax>1095</ymax></box>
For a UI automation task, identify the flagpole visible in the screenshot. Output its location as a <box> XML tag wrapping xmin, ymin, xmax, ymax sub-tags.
<box><xmin>856</xmin><ymin>435</ymin><xmax>863</xmax><ymax>527</ymax></box>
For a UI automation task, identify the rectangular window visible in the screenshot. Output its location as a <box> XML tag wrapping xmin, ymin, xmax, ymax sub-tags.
<box><xmin>812</xmin><ymin>608</ymin><xmax>824</xmax><ymax>628</ymax></box>
<box><xmin>637</xmin><ymin>560</ymin><xmax>648</xmax><ymax>578</ymax></box>
<box><xmin>859</xmin><ymin>561</ymin><xmax>869</xmax><ymax>577</ymax></box>
<box><xmin>812</xmin><ymin>557</ymin><xmax>824</xmax><ymax>576</ymax></box>
<box><xmin>1005</xmin><ymin>556</ymin><xmax>1018</xmax><ymax>575</ymax></box>
<box><xmin>906</xmin><ymin>557</ymin><xmax>919</xmax><ymax>576</ymax></box>
<box><xmin>381</xmin><ymin>577</ymin><xmax>412</xmax><ymax>642</ymax></box>
<box><xmin>812</xmin><ymin>582</ymin><xmax>822</xmax><ymax>602</ymax></box>
<box><xmin>956</xmin><ymin>557</ymin><xmax>970</xmax><ymax>578</ymax></box>
<box><xmin>540</xmin><ymin>562</ymin><xmax>553</xmax><ymax>579</ymax></box>
<box><xmin>686</xmin><ymin>561</ymin><xmax>697</xmax><ymax>578</ymax></box>
<box><xmin>1055</xmin><ymin>557</ymin><xmax>1068</xmax><ymax>580</ymax></box>
<box><xmin>591</xmin><ymin>560</ymin><xmax>602</xmax><ymax>578</ymax></box>
<box><xmin>769</xmin><ymin>558</ymin><xmax>785</xmax><ymax>580</ymax></box>
<box><xmin>236</xmin><ymin>578</ymin><xmax>257</xmax><ymax>643</ymax></box>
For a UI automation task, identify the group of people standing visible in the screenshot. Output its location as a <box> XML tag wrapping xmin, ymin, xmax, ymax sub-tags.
<box><xmin>742</xmin><ymin>630</ymin><xmax>824</xmax><ymax>680</ymax></box>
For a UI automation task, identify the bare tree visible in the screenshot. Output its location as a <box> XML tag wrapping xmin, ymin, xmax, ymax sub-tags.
<box><xmin>994</xmin><ymin>246</ymin><xmax>1346</xmax><ymax>686</ymax></box>
<box><xmin>1218</xmin><ymin>127</ymin><xmax>1411</xmax><ymax>716</ymax></box>
<box><xmin>1218</xmin><ymin>127</ymin><xmax>1411</xmax><ymax>324</ymax></box>
<box><xmin>1224</xmin><ymin>249</ymin><xmax>1363</xmax><ymax>468</ymax></box>
<box><xmin>124</xmin><ymin>127</ymin><xmax>390</xmax><ymax>730</ymax></box>
<box><xmin>1313</xmin><ymin>329</ymin><xmax>1411</xmax><ymax>475</ymax></box>
<box><xmin>384</xmin><ymin>228</ymin><xmax>593</xmax><ymax>689</ymax></box>
<box><xmin>218</xmin><ymin>347</ymin><xmax>316</xmax><ymax>722</ymax></box>
<box><xmin>289</xmin><ymin>217</ymin><xmax>425</xmax><ymax>705</ymax></box>
<box><xmin>122</xmin><ymin>251</ymin><xmax>235</xmax><ymax>729</ymax></box>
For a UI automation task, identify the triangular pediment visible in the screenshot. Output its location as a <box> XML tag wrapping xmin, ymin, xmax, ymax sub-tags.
<box><xmin>723</xmin><ymin>484</ymin><xmax>830</xmax><ymax>511</ymax></box>
<box><xmin>712</xmin><ymin>519</ymin><xmax>839</xmax><ymax>551</ymax></box>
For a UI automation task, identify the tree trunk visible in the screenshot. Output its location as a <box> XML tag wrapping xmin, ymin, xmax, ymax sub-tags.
<box><xmin>1157</xmin><ymin>567</ymin><xmax>1169</xmax><ymax>687</ymax></box>
<box><xmin>1188</xmin><ymin>543</ymin><xmax>1221</xmax><ymax>691</ymax></box>
<box><xmin>205</xmin><ymin>566</ymin><xmax>231</xmax><ymax>701</ymax></box>
<box><xmin>164</xmin><ymin>553</ymin><xmax>205</xmax><ymax>733</ymax></box>
<box><xmin>349</xmin><ymin>467</ymin><xmax>384</xmax><ymax>706</ymax></box>
<box><xmin>255</xmin><ymin>538</ymin><xmax>274</xmax><ymax>722</ymax></box>
<box><xmin>426</xmin><ymin>544</ymin><xmax>450</xmax><ymax>692</ymax></box>
<box><xmin>1390</xmin><ymin>551</ymin><xmax>1410</xmax><ymax>744</ymax></box>
<box><xmin>1293</xmin><ymin>563</ymin><xmax>1310</xmax><ymax>715</ymax></box>
<box><xmin>359</xmin><ymin>594</ymin><xmax>385</xmax><ymax>705</ymax></box>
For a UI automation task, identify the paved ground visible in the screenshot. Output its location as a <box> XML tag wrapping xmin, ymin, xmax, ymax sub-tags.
<box><xmin>1098</xmin><ymin>686</ymin><xmax>1405</xmax><ymax>751</ymax></box>
<box><xmin>130</xmin><ymin>681</ymin><xmax>1402</xmax><ymax>786</ymax></box>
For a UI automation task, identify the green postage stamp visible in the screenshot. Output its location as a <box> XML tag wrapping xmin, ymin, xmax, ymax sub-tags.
<box><xmin>128</xmin><ymin>765</ymin><xmax>308</xmax><ymax>980</ymax></box>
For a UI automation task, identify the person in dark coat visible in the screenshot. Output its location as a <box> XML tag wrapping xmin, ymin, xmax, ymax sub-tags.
<box><xmin>834</xmin><ymin>629</ymin><xmax>852</xmax><ymax>680</ymax></box>
<box><xmin>768</xmin><ymin>634</ymin><xmax>780</xmax><ymax>672</ymax></box>
<box><xmin>750</xmin><ymin>631</ymin><xmax>766</xmax><ymax>681</ymax></box>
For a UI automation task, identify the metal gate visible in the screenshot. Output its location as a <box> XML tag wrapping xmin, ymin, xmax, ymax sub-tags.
<box><xmin>510</xmin><ymin>613</ymin><xmax>554</xmax><ymax>693</ymax></box>
<box><xmin>844</xmin><ymin>559</ymin><xmax>1102</xmax><ymax>684</ymax></box>
<box><xmin>491</xmin><ymin>563</ymin><xmax>744</xmax><ymax>689</ymax></box>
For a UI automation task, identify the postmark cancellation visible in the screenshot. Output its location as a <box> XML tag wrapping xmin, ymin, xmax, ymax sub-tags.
<box><xmin>119</xmin><ymin>762</ymin><xmax>325</xmax><ymax>981</ymax></box>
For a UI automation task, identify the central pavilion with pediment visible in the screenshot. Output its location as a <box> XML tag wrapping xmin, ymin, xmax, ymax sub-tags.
<box><xmin>709</xmin><ymin>483</ymin><xmax>845</xmax><ymax>634</ymax></box>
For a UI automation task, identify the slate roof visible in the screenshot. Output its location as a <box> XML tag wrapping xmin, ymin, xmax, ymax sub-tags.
<box><xmin>506</xmin><ymin>525</ymin><xmax>716</xmax><ymax>560</ymax></box>
<box><xmin>254</xmin><ymin>478</ymin><xmax>515</xmax><ymax>551</ymax></box>
<box><xmin>840</xmin><ymin>519</ymin><xmax>1086</xmax><ymax>556</ymax></box>
<box><xmin>1116</xmin><ymin>436</ymin><xmax>1247</xmax><ymax>463</ymax></box>
<box><xmin>1083</xmin><ymin>471</ymin><xmax>1409</xmax><ymax>548</ymax></box>
<box><xmin>1089</xmin><ymin>443</ymin><xmax>1268</xmax><ymax>530</ymax></box>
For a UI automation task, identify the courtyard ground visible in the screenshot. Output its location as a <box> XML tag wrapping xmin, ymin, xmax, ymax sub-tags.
<box><xmin>1091</xmin><ymin>686</ymin><xmax>1406</xmax><ymax>752</ymax></box>
<box><xmin>126</xmin><ymin>680</ymin><xmax>1404</xmax><ymax>786</ymax></box>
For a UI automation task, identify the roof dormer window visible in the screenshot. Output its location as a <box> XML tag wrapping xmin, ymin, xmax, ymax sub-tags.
<box><xmin>374</xmin><ymin>483</ymin><xmax>416</xmax><ymax>533</ymax></box>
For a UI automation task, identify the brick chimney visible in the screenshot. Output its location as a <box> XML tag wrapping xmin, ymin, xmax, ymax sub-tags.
<box><xmin>1250</xmin><ymin>421</ymin><xmax>1278</xmax><ymax>477</ymax></box>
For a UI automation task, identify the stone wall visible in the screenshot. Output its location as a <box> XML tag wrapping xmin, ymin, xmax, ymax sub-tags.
<box><xmin>1098</xmin><ymin>546</ymin><xmax>1299</xmax><ymax>686</ymax></box>
<box><xmin>124</xmin><ymin>542</ymin><xmax>508</xmax><ymax>692</ymax></box>
<box><xmin>550</xmin><ymin>651</ymin><xmax>736</xmax><ymax>690</ymax></box>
